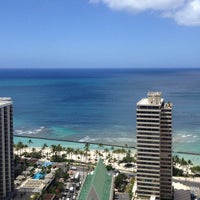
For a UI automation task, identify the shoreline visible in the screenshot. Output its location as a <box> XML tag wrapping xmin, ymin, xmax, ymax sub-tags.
<box><xmin>14</xmin><ymin>134</ymin><xmax>136</xmax><ymax>149</ymax></box>
<box><xmin>14</xmin><ymin>135</ymin><xmax>200</xmax><ymax>155</ymax></box>
<box><xmin>14</xmin><ymin>135</ymin><xmax>200</xmax><ymax>166</ymax></box>
<box><xmin>14</xmin><ymin>146</ymin><xmax>137</xmax><ymax>173</ymax></box>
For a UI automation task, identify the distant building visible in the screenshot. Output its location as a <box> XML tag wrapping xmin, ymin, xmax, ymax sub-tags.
<box><xmin>136</xmin><ymin>92</ymin><xmax>172</xmax><ymax>200</ymax></box>
<box><xmin>0</xmin><ymin>98</ymin><xmax>14</xmax><ymax>199</ymax></box>
<box><xmin>78</xmin><ymin>159</ymin><xmax>114</xmax><ymax>200</ymax></box>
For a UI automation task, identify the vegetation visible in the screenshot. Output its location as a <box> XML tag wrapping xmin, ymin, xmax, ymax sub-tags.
<box><xmin>172</xmin><ymin>155</ymin><xmax>195</xmax><ymax>176</ymax></box>
<box><xmin>14</xmin><ymin>141</ymin><xmax>28</xmax><ymax>155</ymax></box>
<box><xmin>126</xmin><ymin>177</ymin><xmax>135</xmax><ymax>199</ymax></box>
<box><xmin>13</xmin><ymin>141</ymin><xmax>138</xmax><ymax>200</ymax></box>
<box><xmin>173</xmin><ymin>155</ymin><xmax>193</xmax><ymax>166</ymax></box>
<box><xmin>28</xmin><ymin>139</ymin><xmax>33</xmax><ymax>153</ymax></box>
<box><xmin>47</xmin><ymin>181</ymin><xmax>64</xmax><ymax>196</ymax></box>
<box><xmin>30</xmin><ymin>193</ymin><xmax>40</xmax><ymax>200</ymax></box>
<box><xmin>114</xmin><ymin>173</ymin><xmax>127</xmax><ymax>192</ymax></box>
<box><xmin>106</xmin><ymin>164</ymin><xmax>115</xmax><ymax>171</ymax></box>
<box><xmin>14</xmin><ymin>155</ymin><xmax>36</xmax><ymax>178</ymax></box>
<box><xmin>28</xmin><ymin>150</ymin><xmax>42</xmax><ymax>159</ymax></box>
<box><xmin>50</xmin><ymin>155</ymin><xmax>66</xmax><ymax>162</ymax></box>
<box><xmin>119</xmin><ymin>149</ymin><xmax>135</xmax><ymax>168</ymax></box>
<box><xmin>51</xmin><ymin>144</ymin><xmax>63</xmax><ymax>156</ymax></box>
<box><xmin>173</xmin><ymin>166</ymin><xmax>184</xmax><ymax>176</ymax></box>
<box><xmin>38</xmin><ymin>168</ymin><xmax>68</xmax><ymax>199</ymax></box>
<box><xmin>191</xmin><ymin>166</ymin><xmax>200</xmax><ymax>175</ymax></box>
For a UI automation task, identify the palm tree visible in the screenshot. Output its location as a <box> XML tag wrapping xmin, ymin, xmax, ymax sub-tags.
<box><xmin>185</xmin><ymin>159</ymin><xmax>192</xmax><ymax>177</ymax></box>
<box><xmin>14</xmin><ymin>143</ymin><xmax>20</xmax><ymax>155</ymax></box>
<box><xmin>31</xmin><ymin>148</ymin><xmax>36</xmax><ymax>156</ymax></box>
<box><xmin>42</xmin><ymin>143</ymin><xmax>48</xmax><ymax>151</ymax></box>
<box><xmin>56</xmin><ymin>144</ymin><xmax>63</xmax><ymax>156</ymax></box>
<box><xmin>113</xmin><ymin>148</ymin><xmax>122</xmax><ymax>161</ymax></box>
<box><xmin>74</xmin><ymin>148</ymin><xmax>81</xmax><ymax>161</ymax></box>
<box><xmin>124</xmin><ymin>144</ymin><xmax>129</xmax><ymax>157</ymax></box>
<box><xmin>41</xmin><ymin>143</ymin><xmax>48</xmax><ymax>158</ymax></box>
<box><xmin>110</xmin><ymin>146</ymin><xmax>114</xmax><ymax>161</ymax></box>
<box><xmin>180</xmin><ymin>157</ymin><xmax>187</xmax><ymax>166</ymax></box>
<box><xmin>107</xmin><ymin>152</ymin><xmax>112</xmax><ymax>164</ymax></box>
<box><xmin>121</xmin><ymin>147</ymin><xmax>127</xmax><ymax>157</ymax></box>
<box><xmin>84</xmin><ymin>143</ymin><xmax>90</xmax><ymax>161</ymax></box>
<box><xmin>79</xmin><ymin>150</ymin><xmax>84</xmax><ymax>162</ymax></box>
<box><xmin>173</xmin><ymin>155</ymin><xmax>180</xmax><ymax>165</ymax></box>
<box><xmin>24</xmin><ymin>144</ymin><xmax>28</xmax><ymax>154</ymax></box>
<box><xmin>51</xmin><ymin>144</ymin><xmax>57</xmax><ymax>156</ymax></box>
<box><xmin>84</xmin><ymin>143</ymin><xmax>90</xmax><ymax>153</ymax></box>
<box><xmin>95</xmin><ymin>150</ymin><xmax>99</xmax><ymax>161</ymax></box>
<box><xmin>188</xmin><ymin>159</ymin><xmax>193</xmax><ymax>166</ymax></box>
<box><xmin>98</xmin><ymin>143</ymin><xmax>104</xmax><ymax>158</ymax></box>
<box><xmin>66</xmin><ymin>147</ymin><xmax>74</xmax><ymax>159</ymax></box>
<box><xmin>104</xmin><ymin>148</ymin><xmax>109</xmax><ymax>158</ymax></box>
<box><xmin>28</xmin><ymin>139</ymin><xmax>33</xmax><ymax>153</ymax></box>
<box><xmin>16</xmin><ymin>141</ymin><xmax>25</xmax><ymax>156</ymax></box>
<box><xmin>98</xmin><ymin>143</ymin><xmax>103</xmax><ymax>150</ymax></box>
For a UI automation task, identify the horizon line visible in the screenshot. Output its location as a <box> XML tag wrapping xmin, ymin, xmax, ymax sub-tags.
<box><xmin>0</xmin><ymin>67</ymin><xmax>200</xmax><ymax>70</ymax></box>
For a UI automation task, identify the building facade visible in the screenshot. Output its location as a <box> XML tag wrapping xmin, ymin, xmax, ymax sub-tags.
<box><xmin>0</xmin><ymin>98</ymin><xmax>14</xmax><ymax>200</ymax></box>
<box><xmin>136</xmin><ymin>92</ymin><xmax>172</xmax><ymax>200</ymax></box>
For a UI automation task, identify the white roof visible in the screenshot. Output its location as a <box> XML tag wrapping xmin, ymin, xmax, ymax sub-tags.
<box><xmin>0</xmin><ymin>97</ymin><xmax>12</xmax><ymax>107</ymax></box>
<box><xmin>137</xmin><ymin>98</ymin><xmax>164</xmax><ymax>106</ymax></box>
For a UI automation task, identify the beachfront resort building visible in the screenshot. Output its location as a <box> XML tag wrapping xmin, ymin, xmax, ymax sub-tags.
<box><xmin>0</xmin><ymin>98</ymin><xmax>14</xmax><ymax>200</ymax></box>
<box><xmin>135</xmin><ymin>92</ymin><xmax>172</xmax><ymax>200</ymax></box>
<box><xmin>78</xmin><ymin>158</ymin><xmax>114</xmax><ymax>200</ymax></box>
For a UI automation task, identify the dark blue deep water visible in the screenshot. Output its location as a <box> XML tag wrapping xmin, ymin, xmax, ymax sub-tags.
<box><xmin>1</xmin><ymin>68</ymin><xmax>200</xmax><ymax>152</ymax></box>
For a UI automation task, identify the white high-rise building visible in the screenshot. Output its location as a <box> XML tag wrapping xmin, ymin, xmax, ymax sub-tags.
<box><xmin>136</xmin><ymin>92</ymin><xmax>172</xmax><ymax>200</ymax></box>
<box><xmin>0</xmin><ymin>98</ymin><xmax>14</xmax><ymax>200</ymax></box>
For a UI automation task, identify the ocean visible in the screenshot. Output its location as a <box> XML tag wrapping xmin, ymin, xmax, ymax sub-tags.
<box><xmin>1</xmin><ymin>68</ymin><xmax>200</xmax><ymax>154</ymax></box>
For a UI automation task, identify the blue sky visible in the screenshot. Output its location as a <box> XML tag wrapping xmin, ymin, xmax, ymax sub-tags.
<box><xmin>0</xmin><ymin>0</ymin><xmax>200</xmax><ymax>68</ymax></box>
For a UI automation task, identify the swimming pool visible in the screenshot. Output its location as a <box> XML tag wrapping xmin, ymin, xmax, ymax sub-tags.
<box><xmin>33</xmin><ymin>172</ymin><xmax>45</xmax><ymax>179</ymax></box>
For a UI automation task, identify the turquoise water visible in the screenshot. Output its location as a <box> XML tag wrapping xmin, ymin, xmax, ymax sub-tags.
<box><xmin>1</xmin><ymin>68</ymin><xmax>200</xmax><ymax>155</ymax></box>
<box><xmin>33</xmin><ymin>172</ymin><xmax>45</xmax><ymax>180</ymax></box>
<box><xmin>14</xmin><ymin>137</ymin><xmax>115</xmax><ymax>151</ymax></box>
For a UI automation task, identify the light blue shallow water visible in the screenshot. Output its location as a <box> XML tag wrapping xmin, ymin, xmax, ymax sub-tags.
<box><xmin>33</xmin><ymin>172</ymin><xmax>45</xmax><ymax>180</ymax></box>
<box><xmin>1</xmin><ymin>68</ymin><xmax>200</xmax><ymax>154</ymax></box>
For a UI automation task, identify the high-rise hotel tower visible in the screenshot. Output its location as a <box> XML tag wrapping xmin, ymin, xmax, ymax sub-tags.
<box><xmin>136</xmin><ymin>92</ymin><xmax>172</xmax><ymax>200</ymax></box>
<box><xmin>0</xmin><ymin>98</ymin><xmax>14</xmax><ymax>200</ymax></box>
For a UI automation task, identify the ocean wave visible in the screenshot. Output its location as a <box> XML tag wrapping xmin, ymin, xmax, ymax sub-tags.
<box><xmin>173</xmin><ymin>131</ymin><xmax>199</xmax><ymax>144</ymax></box>
<box><xmin>181</xmin><ymin>134</ymin><xmax>191</xmax><ymax>138</ymax></box>
<box><xmin>14</xmin><ymin>126</ymin><xmax>46</xmax><ymax>135</ymax></box>
<box><xmin>78</xmin><ymin>136</ymin><xmax>96</xmax><ymax>143</ymax></box>
<box><xmin>78</xmin><ymin>135</ymin><xmax>135</xmax><ymax>146</ymax></box>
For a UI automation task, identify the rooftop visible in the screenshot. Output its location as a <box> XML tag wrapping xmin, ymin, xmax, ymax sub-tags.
<box><xmin>137</xmin><ymin>97</ymin><xmax>164</xmax><ymax>106</ymax></box>
<box><xmin>78</xmin><ymin>159</ymin><xmax>113</xmax><ymax>200</ymax></box>
<box><xmin>147</xmin><ymin>92</ymin><xmax>162</xmax><ymax>97</ymax></box>
<box><xmin>137</xmin><ymin>91</ymin><xmax>164</xmax><ymax>106</ymax></box>
<box><xmin>0</xmin><ymin>97</ymin><xmax>12</xmax><ymax>107</ymax></box>
<box><xmin>173</xmin><ymin>182</ymin><xmax>191</xmax><ymax>200</ymax></box>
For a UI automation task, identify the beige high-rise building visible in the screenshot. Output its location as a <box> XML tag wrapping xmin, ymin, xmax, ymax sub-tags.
<box><xmin>136</xmin><ymin>92</ymin><xmax>172</xmax><ymax>200</ymax></box>
<box><xmin>0</xmin><ymin>98</ymin><xmax>14</xmax><ymax>200</ymax></box>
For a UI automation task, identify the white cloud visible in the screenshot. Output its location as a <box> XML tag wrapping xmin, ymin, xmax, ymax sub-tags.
<box><xmin>89</xmin><ymin>0</ymin><xmax>200</xmax><ymax>26</ymax></box>
<box><xmin>90</xmin><ymin>0</ymin><xmax>184</xmax><ymax>11</ymax></box>
<box><xmin>174</xmin><ymin>0</ymin><xmax>200</xmax><ymax>26</ymax></box>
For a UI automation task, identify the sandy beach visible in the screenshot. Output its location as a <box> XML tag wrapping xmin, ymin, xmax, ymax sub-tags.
<box><xmin>14</xmin><ymin>145</ymin><xmax>137</xmax><ymax>172</ymax></box>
